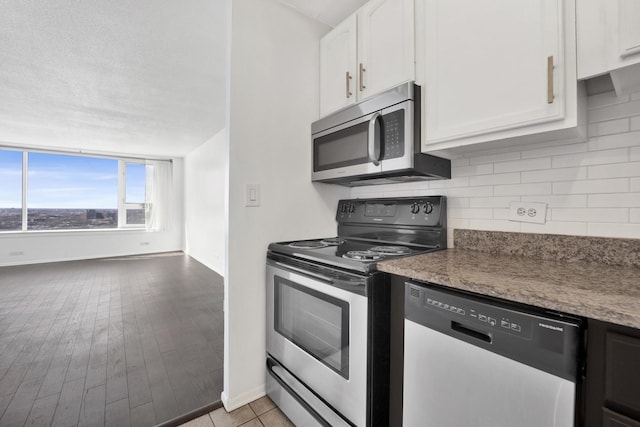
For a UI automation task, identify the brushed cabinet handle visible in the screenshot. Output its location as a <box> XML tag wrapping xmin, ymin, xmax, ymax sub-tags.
<box><xmin>547</xmin><ymin>56</ymin><xmax>554</xmax><ymax>104</ymax></box>
<box><xmin>359</xmin><ymin>63</ymin><xmax>366</xmax><ymax>91</ymax></box>
<box><xmin>345</xmin><ymin>71</ymin><xmax>352</xmax><ymax>98</ymax></box>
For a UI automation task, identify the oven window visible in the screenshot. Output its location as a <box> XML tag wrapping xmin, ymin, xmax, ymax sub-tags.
<box><xmin>313</xmin><ymin>120</ymin><xmax>370</xmax><ymax>172</ymax></box>
<box><xmin>274</xmin><ymin>276</ymin><xmax>350</xmax><ymax>379</ymax></box>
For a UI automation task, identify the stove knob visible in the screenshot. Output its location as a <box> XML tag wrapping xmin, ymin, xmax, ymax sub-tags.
<box><xmin>410</xmin><ymin>202</ymin><xmax>420</xmax><ymax>214</ymax></box>
<box><xmin>424</xmin><ymin>202</ymin><xmax>433</xmax><ymax>214</ymax></box>
<box><xmin>349</xmin><ymin>203</ymin><xmax>355</xmax><ymax>213</ymax></box>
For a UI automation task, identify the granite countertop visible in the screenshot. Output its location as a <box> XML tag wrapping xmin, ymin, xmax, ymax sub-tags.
<box><xmin>377</xmin><ymin>248</ymin><xmax>640</xmax><ymax>329</ymax></box>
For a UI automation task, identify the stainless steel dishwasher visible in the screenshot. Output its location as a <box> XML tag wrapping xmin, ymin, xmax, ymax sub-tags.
<box><xmin>403</xmin><ymin>281</ymin><xmax>583</xmax><ymax>427</ymax></box>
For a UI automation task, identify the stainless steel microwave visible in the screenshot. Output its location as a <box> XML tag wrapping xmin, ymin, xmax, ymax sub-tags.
<box><xmin>311</xmin><ymin>81</ymin><xmax>450</xmax><ymax>186</ymax></box>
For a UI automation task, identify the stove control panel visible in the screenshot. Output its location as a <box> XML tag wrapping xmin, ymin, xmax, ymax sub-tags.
<box><xmin>336</xmin><ymin>197</ymin><xmax>446</xmax><ymax>227</ymax></box>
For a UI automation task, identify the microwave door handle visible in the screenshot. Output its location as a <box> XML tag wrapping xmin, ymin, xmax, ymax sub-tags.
<box><xmin>367</xmin><ymin>112</ymin><xmax>382</xmax><ymax>166</ymax></box>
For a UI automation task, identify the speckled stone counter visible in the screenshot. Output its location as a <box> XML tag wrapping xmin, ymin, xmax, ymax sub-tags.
<box><xmin>377</xmin><ymin>233</ymin><xmax>640</xmax><ymax>329</ymax></box>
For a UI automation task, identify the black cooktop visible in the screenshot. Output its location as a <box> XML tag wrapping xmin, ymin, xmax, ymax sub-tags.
<box><xmin>268</xmin><ymin>238</ymin><xmax>436</xmax><ymax>274</ymax></box>
<box><xmin>268</xmin><ymin>196</ymin><xmax>447</xmax><ymax>274</ymax></box>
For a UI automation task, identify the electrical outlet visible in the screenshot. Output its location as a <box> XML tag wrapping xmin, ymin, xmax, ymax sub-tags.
<box><xmin>9</xmin><ymin>251</ymin><xmax>24</xmax><ymax>256</ymax></box>
<box><xmin>509</xmin><ymin>201</ymin><xmax>547</xmax><ymax>224</ymax></box>
<box><xmin>140</xmin><ymin>242</ymin><xmax>150</xmax><ymax>246</ymax></box>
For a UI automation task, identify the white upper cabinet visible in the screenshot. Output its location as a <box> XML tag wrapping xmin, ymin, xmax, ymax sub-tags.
<box><xmin>359</xmin><ymin>0</ymin><xmax>415</xmax><ymax>99</ymax></box>
<box><xmin>319</xmin><ymin>0</ymin><xmax>415</xmax><ymax>117</ymax></box>
<box><xmin>577</xmin><ymin>0</ymin><xmax>640</xmax><ymax>94</ymax></box>
<box><xmin>320</xmin><ymin>15</ymin><xmax>358</xmax><ymax>116</ymax></box>
<box><xmin>418</xmin><ymin>0</ymin><xmax>584</xmax><ymax>155</ymax></box>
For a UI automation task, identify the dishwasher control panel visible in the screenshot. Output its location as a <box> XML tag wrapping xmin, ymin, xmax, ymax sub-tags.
<box><xmin>423</xmin><ymin>292</ymin><xmax>533</xmax><ymax>339</ymax></box>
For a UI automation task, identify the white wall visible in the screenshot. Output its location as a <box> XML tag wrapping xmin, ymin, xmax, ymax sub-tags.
<box><xmin>184</xmin><ymin>129</ymin><xmax>226</xmax><ymax>274</ymax></box>
<box><xmin>352</xmin><ymin>89</ymin><xmax>640</xmax><ymax>246</ymax></box>
<box><xmin>222</xmin><ymin>0</ymin><xmax>349</xmax><ymax>410</ymax></box>
<box><xmin>0</xmin><ymin>158</ymin><xmax>185</xmax><ymax>266</ymax></box>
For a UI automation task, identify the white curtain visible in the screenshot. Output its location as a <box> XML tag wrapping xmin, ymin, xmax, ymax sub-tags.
<box><xmin>145</xmin><ymin>160</ymin><xmax>173</xmax><ymax>232</ymax></box>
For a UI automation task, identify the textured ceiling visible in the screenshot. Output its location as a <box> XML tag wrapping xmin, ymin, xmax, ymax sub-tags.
<box><xmin>280</xmin><ymin>0</ymin><xmax>368</xmax><ymax>27</ymax></box>
<box><xmin>0</xmin><ymin>0</ymin><xmax>226</xmax><ymax>158</ymax></box>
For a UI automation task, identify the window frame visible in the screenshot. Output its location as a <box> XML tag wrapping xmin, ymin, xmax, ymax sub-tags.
<box><xmin>0</xmin><ymin>148</ymin><xmax>153</xmax><ymax>233</ymax></box>
<box><xmin>119</xmin><ymin>160</ymin><xmax>147</xmax><ymax>228</ymax></box>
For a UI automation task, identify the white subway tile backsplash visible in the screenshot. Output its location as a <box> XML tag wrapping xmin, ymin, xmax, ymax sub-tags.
<box><xmin>588</xmin><ymin>193</ymin><xmax>640</xmax><ymax>208</ymax></box>
<box><xmin>552</xmin><ymin>148</ymin><xmax>629</xmax><ymax>168</ymax></box>
<box><xmin>587</xmin><ymin>91</ymin><xmax>630</xmax><ymax>110</ymax></box>
<box><xmin>587</xmin><ymin>118</ymin><xmax>630</xmax><ymax>137</ymax></box>
<box><xmin>493</xmin><ymin>208</ymin><xmax>511</xmax><ymax>220</ymax></box>
<box><xmin>351</xmin><ymin>89</ymin><xmax>640</xmax><ymax>242</ymax></box>
<box><xmin>522</xmin><ymin>167</ymin><xmax>587</xmax><ymax>183</ymax></box>
<box><xmin>494</xmin><ymin>157</ymin><xmax>551</xmax><ymax>173</ymax></box>
<box><xmin>520</xmin><ymin>221</ymin><xmax>588</xmax><ymax>235</ymax></box>
<box><xmin>521</xmin><ymin>195</ymin><xmax>588</xmax><ymax>208</ymax></box>
<box><xmin>587</xmin><ymin>130</ymin><xmax>640</xmax><ymax>151</ymax></box>
<box><xmin>521</xmin><ymin>143</ymin><xmax>587</xmax><ymax>159</ymax></box>
<box><xmin>588</xmin><ymin>99</ymin><xmax>640</xmax><ymax>123</ymax></box>
<box><xmin>428</xmin><ymin>176</ymin><xmax>470</xmax><ymax>189</ymax></box>
<box><xmin>553</xmin><ymin>208</ymin><xmax>628</xmax><ymax>223</ymax></box>
<box><xmin>468</xmin><ymin>219</ymin><xmax>521</xmax><ymax>232</ymax></box>
<box><xmin>448</xmin><ymin>218</ymin><xmax>470</xmax><ymax>230</ymax></box>
<box><xmin>494</xmin><ymin>183</ymin><xmax>552</xmax><ymax>196</ymax></box>
<box><xmin>446</xmin><ymin>197</ymin><xmax>470</xmax><ymax>208</ymax></box>
<box><xmin>445</xmin><ymin>186</ymin><xmax>494</xmax><ymax>198</ymax></box>
<box><xmin>588</xmin><ymin>162</ymin><xmax>640</xmax><ymax>179</ymax></box>
<box><xmin>449</xmin><ymin>208</ymin><xmax>493</xmax><ymax>219</ymax></box>
<box><xmin>553</xmin><ymin>178</ymin><xmax>629</xmax><ymax>195</ymax></box>
<box><xmin>451</xmin><ymin>158</ymin><xmax>470</xmax><ymax>167</ymax></box>
<box><xmin>452</xmin><ymin>163</ymin><xmax>493</xmax><ymax>177</ymax></box>
<box><xmin>469</xmin><ymin>197</ymin><xmax>515</xmax><ymax>208</ymax></box>
<box><xmin>588</xmin><ymin>223</ymin><xmax>640</xmax><ymax>239</ymax></box>
<box><xmin>468</xmin><ymin>151</ymin><xmax>521</xmax><ymax>165</ymax></box>
<box><xmin>469</xmin><ymin>172</ymin><xmax>520</xmax><ymax>187</ymax></box>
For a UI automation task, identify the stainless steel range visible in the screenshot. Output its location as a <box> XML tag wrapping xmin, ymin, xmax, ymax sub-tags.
<box><xmin>265</xmin><ymin>196</ymin><xmax>447</xmax><ymax>426</ymax></box>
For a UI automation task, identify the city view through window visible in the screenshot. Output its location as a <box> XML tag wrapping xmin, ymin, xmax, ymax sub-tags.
<box><xmin>0</xmin><ymin>150</ymin><xmax>146</xmax><ymax>231</ymax></box>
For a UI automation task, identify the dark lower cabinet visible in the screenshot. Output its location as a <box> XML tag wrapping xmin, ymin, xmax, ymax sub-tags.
<box><xmin>585</xmin><ymin>319</ymin><xmax>640</xmax><ymax>427</ymax></box>
<box><xmin>603</xmin><ymin>408</ymin><xmax>640</xmax><ymax>427</ymax></box>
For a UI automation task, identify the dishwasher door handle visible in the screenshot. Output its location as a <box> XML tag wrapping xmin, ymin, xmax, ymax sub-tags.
<box><xmin>451</xmin><ymin>321</ymin><xmax>492</xmax><ymax>344</ymax></box>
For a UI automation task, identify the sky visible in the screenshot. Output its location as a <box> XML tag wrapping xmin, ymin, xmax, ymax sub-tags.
<box><xmin>0</xmin><ymin>150</ymin><xmax>145</xmax><ymax>209</ymax></box>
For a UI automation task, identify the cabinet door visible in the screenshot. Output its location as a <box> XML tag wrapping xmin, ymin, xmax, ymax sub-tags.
<box><xmin>577</xmin><ymin>0</ymin><xmax>640</xmax><ymax>80</ymax></box>
<box><xmin>359</xmin><ymin>0</ymin><xmax>415</xmax><ymax>100</ymax></box>
<box><xmin>319</xmin><ymin>15</ymin><xmax>358</xmax><ymax>117</ymax></box>
<box><xmin>618</xmin><ymin>0</ymin><xmax>640</xmax><ymax>59</ymax></box>
<box><xmin>422</xmin><ymin>0</ymin><xmax>564</xmax><ymax>145</ymax></box>
<box><xmin>603</xmin><ymin>408</ymin><xmax>640</xmax><ymax>427</ymax></box>
<box><xmin>605</xmin><ymin>332</ymin><xmax>640</xmax><ymax>415</ymax></box>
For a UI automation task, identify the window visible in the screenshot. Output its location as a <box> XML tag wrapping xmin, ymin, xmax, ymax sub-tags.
<box><xmin>28</xmin><ymin>153</ymin><xmax>119</xmax><ymax>230</ymax></box>
<box><xmin>123</xmin><ymin>162</ymin><xmax>146</xmax><ymax>226</ymax></box>
<box><xmin>0</xmin><ymin>150</ymin><xmax>23</xmax><ymax>231</ymax></box>
<box><xmin>0</xmin><ymin>148</ymin><xmax>166</xmax><ymax>232</ymax></box>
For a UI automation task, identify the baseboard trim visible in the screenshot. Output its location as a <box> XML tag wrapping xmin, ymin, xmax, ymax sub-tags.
<box><xmin>155</xmin><ymin>400</ymin><xmax>223</xmax><ymax>427</ymax></box>
<box><xmin>221</xmin><ymin>384</ymin><xmax>266</xmax><ymax>412</ymax></box>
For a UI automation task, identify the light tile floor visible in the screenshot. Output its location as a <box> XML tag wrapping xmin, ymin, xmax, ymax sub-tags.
<box><xmin>180</xmin><ymin>396</ymin><xmax>293</xmax><ymax>427</ymax></box>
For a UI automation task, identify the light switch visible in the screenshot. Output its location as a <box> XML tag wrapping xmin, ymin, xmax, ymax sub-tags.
<box><xmin>245</xmin><ymin>184</ymin><xmax>260</xmax><ymax>207</ymax></box>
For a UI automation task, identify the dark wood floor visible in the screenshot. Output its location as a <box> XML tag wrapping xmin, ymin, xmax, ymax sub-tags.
<box><xmin>0</xmin><ymin>252</ymin><xmax>224</xmax><ymax>427</ymax></box>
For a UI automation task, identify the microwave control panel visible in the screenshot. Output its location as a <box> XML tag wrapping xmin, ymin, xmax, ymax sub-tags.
<box><xmin>381</xmin><ymin>110</ymin><xmax>405</xmax><ymax>160</ymax></box>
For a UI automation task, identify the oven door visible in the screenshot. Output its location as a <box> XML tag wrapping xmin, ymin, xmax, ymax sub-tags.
<box><xmin>266</xmin><ymin>259</ymin><xmax>368</xmax><ymax>427</ymax></box>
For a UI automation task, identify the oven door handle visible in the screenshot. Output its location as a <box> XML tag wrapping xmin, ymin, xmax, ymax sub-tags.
<box><xmin>367</xmin><ymin>111</ymin><xmax>382</xmax><ymax>166</ymax></box>
<box><xmin>271</xmin><ymin>261</ymin><xmax>335</xmax><ymax>285</ymax></box>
